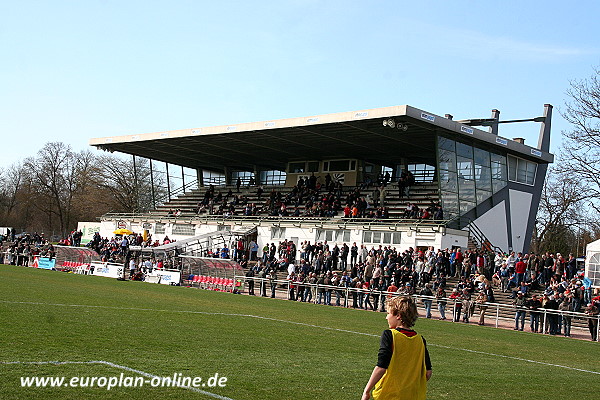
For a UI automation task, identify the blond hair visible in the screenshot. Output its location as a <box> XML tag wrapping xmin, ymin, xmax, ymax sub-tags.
<box><xmin>386</xmin><ymin>296</ymin><xmax>418</xmax><ymax>328</ymax></box>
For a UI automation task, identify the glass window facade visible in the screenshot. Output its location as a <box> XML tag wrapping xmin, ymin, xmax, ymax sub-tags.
<box><xmin>437</xmin><ymin>136</ymin><xmax>508</xmax><ymax>220</ymax></box>
<box><xmin>155</xmin><ymin>223</ymin><xmax>166</xmax><ymax>235</ymax></box>
<box><xmin>203</xmin><ymin>171</ymin><xmax>226</xmax><ymax>186</ymax></box>
<box><xmin>397</xmin><ymin>164</ymin><xmax>436</xmax><ymax>182</ymax></box>
<box><xmin>288</xmin><ymin>162</ymin><xmax>305</xmax><ymax>173</ymax></box>
<box><xmin>173</xmin><ymin>224</ymin><xmax>195</xmax><ymax>236</ymax></box>
<box><xmin>231</xmin><ymin>171</ymin><xmax>255</xmax><ymax>185</ymax></box>
<box><xmin>260</xmin><ymin>170</ymin><xmax>287</xmax><ymax>186</ymax></box>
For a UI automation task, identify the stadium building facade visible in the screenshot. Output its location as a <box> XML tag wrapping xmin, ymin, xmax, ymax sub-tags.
<box><xmin>90</xmin><ymin>104</ymin><xmax>553</xmax><ymax>255</ymax></box>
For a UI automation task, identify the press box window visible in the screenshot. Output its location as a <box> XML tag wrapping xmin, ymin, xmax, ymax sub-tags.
<box><xmin>289</xmin><ymin>162</ymin><xmax>305</xmax><ymax>173</ymax></box>
<box><xmin>323</xmin><ymin>160</ymin><xmax>356</xmax><ymax>172</ymax></box>
<box><xmin>507</xmin><ymin>155</ymin><xmax>537</xmax><ymax>186</ymax></box>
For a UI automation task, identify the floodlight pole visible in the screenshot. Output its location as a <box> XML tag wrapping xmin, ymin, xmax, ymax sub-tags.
<box><xmin>456</xmin><ymin>105</ymin><xmax>551</xmax><ymax>152</ymax></box>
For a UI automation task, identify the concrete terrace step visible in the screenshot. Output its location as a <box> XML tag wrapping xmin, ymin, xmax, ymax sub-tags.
<box><xmin>147</xmin><ymin>183</ymin><xmax>442</xmax><ymax>219</ymax></box>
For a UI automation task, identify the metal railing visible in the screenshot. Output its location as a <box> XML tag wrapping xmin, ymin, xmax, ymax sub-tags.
<box><xmin>232</xmin><ymin>276</ymin><xmax>600</xmax><ymax>339</ymax></box>
<box><xmin>449</xmin><ymin>216</ymin><xmax>503</xmax><ymax>254</ymax></box>
<box><xmin>99</xmin><ymin>212</ymin><xmax>452</xmax><ymax>231</ymax></box>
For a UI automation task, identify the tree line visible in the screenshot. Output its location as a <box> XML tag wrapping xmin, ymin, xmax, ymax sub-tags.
<box><xmin>0</xmin><ymin>142</ymin><xmax>165</xmax><ymax>238</ymax></box>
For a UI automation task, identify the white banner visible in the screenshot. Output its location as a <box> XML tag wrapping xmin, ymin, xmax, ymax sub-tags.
<box><xmin>90</xmin><ymin>262</ymin><xmax>123</xmax><ymax>279</ymax></box>
<box><xmin>146</xmin><ymin>270</ymin><xmax>181</xmax><ymax>285</ymax></box>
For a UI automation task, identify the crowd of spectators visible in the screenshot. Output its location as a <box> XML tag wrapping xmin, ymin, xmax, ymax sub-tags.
<box><xmin>86</xmin><ymin>231</ymin><xmax>177</xmax><ymax>264</ymax></box>
<box><xmin>179</xmin><ymin>173</ymin><xmax>443</xmax><ymax>221</ymax></box>
<box><xmin>237</xmin><ymin>243</ymin><xmax>599</xmax><ymax>340</ymax></box>
<box><xmin>241</xmin><ymin>243</ymin><xmax>494</xmax><ymax>315</ymax></box>
<box><xmin>194</xmin><ymin>185</ymin><xmax>257</xmax><ymax>217</ymax></box>
<box><xmin>1</xmin><ymin>232</ymin><xmax>55</xmax><ymax>266</ymax></box>
<box><xmin>491</xmin><ymin>251</ymin><xmax>599</xmax><ymax>339</ymax></box>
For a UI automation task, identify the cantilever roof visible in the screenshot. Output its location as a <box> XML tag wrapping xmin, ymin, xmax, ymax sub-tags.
<box><xmin>89</xmin><ymin>105</ymin><xmax>554</xmax><ymax>171</ymax></box>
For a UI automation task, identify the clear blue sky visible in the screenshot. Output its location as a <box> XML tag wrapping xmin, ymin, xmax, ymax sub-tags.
<box><xmin>2</xmin><ymin>0</ymin><xmax>599</xmax><ymax>170</ymax></box>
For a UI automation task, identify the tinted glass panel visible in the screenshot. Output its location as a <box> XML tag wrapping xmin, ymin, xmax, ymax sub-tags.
<box><xmin>438</xmin><ymin>149</ymin><xmax>456</xmax><ymax>172</ymax></box>
<box><xmin>475</xmin><ymin>166</ymin><xmax>492</xmax><ymax>191</ymax></box>
<box><xmin>438</xmin><ymin>136</ymin><xmax>455</xmax><ymax>151</ymax></box>
<box><xmin>328</xmin><ymin>160</ymin><xmax>351</xmax><ymax>171</ymax></box>
<box><xmin>440</xmin><ymin>170</ymin><xmax>458</xmax><ymax>193</ymax></box>
<box><xmin>289</xmin><ymin>162</ymin><xmax>305</xmax><ymax>173</ymax></box>
<box><xmin>474</xmin><ymin>148</ymin><xmax>490</xmax><ymax>168</ymax></box>
<box><xmin>456</xmin><ymin>142</ymin><xmax>473</xmax><ymax>159</ymax></box>
<box><xmin>457</xmin><ymin>157</ymin><xmax>474</xmax><ymax>180</ymax></box>
<box><xmin>459</xmin><ymin>201</ymin><xmax>476</xmax><ymax>214</ymax></box>
<box><xmin>525</xmin><ymin>161</ymin><xmax>537</xmax><ymax>185</ymax></box>
<box><xmin>507</xmin><ymin>156</ymin><xmax>517</xmax><ymax>182</ymax></box>
<box><xmin>476</xmin><ymin>189</ymin><xmax>492</xmax><ymax>203</ymax></box>
<box><xmin>458</xmin><ymin>178</ymin><xmax>475</xmax><ymax>201</ymax></box>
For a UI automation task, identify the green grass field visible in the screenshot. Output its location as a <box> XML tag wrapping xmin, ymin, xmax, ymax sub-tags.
<box><xmin>1</xmin><ymin>264</ymin><xmax>599</xmax><ymax>400</ymax></box>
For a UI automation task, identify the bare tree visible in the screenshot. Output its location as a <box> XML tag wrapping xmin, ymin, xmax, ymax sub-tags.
<box><xmin>94</xmin><ymin>154</ymin><xmax>166</xmax><ymax>213</ymax></box>
<box><xmin>0</xmin><ymin>163</ymin><xmax>25</xmax><ymax>221</ymax></box>
<box><xmin>560</xmin><ymin>67</ymin><xmax>600</xmax><ymax>212</ymax></box>
<box><xmin>23</xmin><ymin>142</ymin><xmax>95</xmax><ymax>236</ymax></box>
<box><xmin>531</xmin><ymin>167</ymin><xmax>592</xmax><ymax>254</ymax></box>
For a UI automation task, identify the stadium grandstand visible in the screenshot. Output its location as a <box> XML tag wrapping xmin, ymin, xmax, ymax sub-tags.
<box><xmin>89</xmin><ymin>104</ymin><xmax>553</xmax><ymax>257</ymax></box>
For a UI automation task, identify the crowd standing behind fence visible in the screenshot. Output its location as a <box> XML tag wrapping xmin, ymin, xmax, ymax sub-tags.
<box><xmin>236</xmin><ymin>243</ymin><xmax>600</xmax><ymax>341</ymax></box>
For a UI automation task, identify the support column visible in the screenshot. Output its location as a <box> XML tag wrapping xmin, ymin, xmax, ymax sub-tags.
<box><xmin>253</xmin><ymin>165</ymin><xmax>260</xmax><ymax>185</ymax></box>
<box><xmin>166</xmin><ymin>162</ymin><xmax>171</xmax><ymax>200</ymax></box>
<box><xmin>537</xmin><ymin>104</ymin><xmax>553</xmax><ymax>152</ymax></box>
<box><xmin>197</xmin><ymin>168</ymin><xmax>204</xmax><ymax>187</ymax></box>
<box><xmin>489</xmin><ymin>109</ymin><xmax>500</xmax><ymax>135</ymax></box>
<box><xmin>132</xmin><ymin>155</ymin><xmax>139</xmax><ymax>212</ymax></box>
<box><xmin>150</xmin><ymin>159</ymin><xmax>156</xmax><ymax>209</ymax></box>
<box><xmin>181</xmin><ymin>165</ymin><xmax>186</xmax><ymax>194</ymax></box>
<box><xmin>223</xmin><ymin>166</ymin><xmax>231</xmax><ymax>186</ymax></box>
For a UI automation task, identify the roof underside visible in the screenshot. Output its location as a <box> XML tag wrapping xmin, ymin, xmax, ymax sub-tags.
<box><xmin>90</xmin><ymin>105</ymin><xmax>553</xmax><ymax>171</ymax></box>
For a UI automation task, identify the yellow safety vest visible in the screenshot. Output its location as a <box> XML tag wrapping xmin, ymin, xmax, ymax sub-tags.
<box><xmin>372</xmin><ymin>329</ymin><xmax>427</xmax><ymax>400</ymax></box>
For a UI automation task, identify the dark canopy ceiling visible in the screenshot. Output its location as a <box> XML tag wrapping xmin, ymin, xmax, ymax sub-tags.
<box><xmin>90</xmin><ymin>105</ymin><xmax>552</xmax><ymax>172</ymax></box>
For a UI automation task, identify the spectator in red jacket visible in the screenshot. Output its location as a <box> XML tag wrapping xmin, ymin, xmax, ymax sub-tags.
<box><xmin>515</xmin><ymin>253</ymin><xmax>527</xmax><ymax>285</ymax></box>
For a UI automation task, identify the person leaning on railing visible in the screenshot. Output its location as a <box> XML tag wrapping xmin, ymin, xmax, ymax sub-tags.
<box><xmin>512</xmin><ymin>291</ymin><xmax>527</xmax><ymax>331</ymax></box>
<box><xmin>558</xmin><ymin>294</ymin><xmax>574</xmax><ymax>337</ymax></box>
<box><xmin>475</xmin><ymin>290</ymin><xmax>488</xmax><ymax>326</ymax></box>
<box><xmin>526</xmin><ymin>294</ymin><xmax>542</xmax><ymax>333</ymax></box>
<box><xmin>435</xmin><ymin>287</ymin><xmax>447</xmax><ymax>320</ymax></box>
<box><xmin>419</xmin><ymin>284</ymin><xmax>434</xmax><ymax>319</ymax></box>
<box><xmin>584</xmin><ymin>301</ymin><xmax>599</xmax><ymax>341</ymax></box>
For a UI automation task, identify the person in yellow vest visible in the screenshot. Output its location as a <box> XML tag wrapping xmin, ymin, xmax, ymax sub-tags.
<box><xmin>362</xmin><ymin>296</ymin><xmax>432</xmax><ymax>400</ymax></box>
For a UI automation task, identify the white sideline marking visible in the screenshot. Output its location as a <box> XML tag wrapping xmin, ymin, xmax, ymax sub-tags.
<box><xmin>2</xmin><ymin>299</ymin><xmax>599</xmax><ymax>376</ymax></box>
<box><xmin>0</xmin><ymin>360</ymin><xmax>236</xmax><ymax>399</ymax></box>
